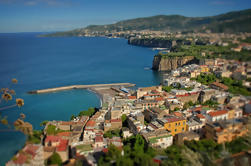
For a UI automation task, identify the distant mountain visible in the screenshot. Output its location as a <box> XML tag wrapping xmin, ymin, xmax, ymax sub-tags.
<box><xmin>45</xmin><ymin>9</ymin><xmax>251</xmax><ymax>36</ymax></box>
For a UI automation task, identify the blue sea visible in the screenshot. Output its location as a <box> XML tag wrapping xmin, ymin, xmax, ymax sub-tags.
<box><xmin>0</xmin><ymin>33</ymin><xmax>161</xmax><ymax>165</ymax></box>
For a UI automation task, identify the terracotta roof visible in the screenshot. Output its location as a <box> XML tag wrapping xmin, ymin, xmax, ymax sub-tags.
<box><xmin>111</xmin><ymin>119</ymin><xmax>122</xmax><ymax>123</ymax></box>
<box><xmin>144</xmin><ymin>94</ymin><xmax>160</xmax><ymax>97</ymax></box>
<box><xmin>208</xmin><ymin>110</ymin><xmax>228</xmax><ymax>117</ymax></box>
<box><xmin>155</xmin><ymin>97</ymin><xmax>164</xmax><ymax>101</ymax></box>
<box><xmin>24</xmin><ymin>144</ymin><xmax>39</xmax><ymax>158</ymax></box>
<box><xmin>13</xmin><ymin>154</ymin><xmax>27</xmax><ymax>164</ymax></box>
<box><xmin>85</xmin><ymin>120</ymin><xmax>96</xmax><ymax>127</ymax></box>
<box><xmin>165</xmin><ymin>117</ymin><xmax>185</xmax><ymax>123</ymax></box>
<box><xmin>56</xmin><ymin>139</ymin><xmax>68</xmax><ymax>151</ymax></box>
<box><xmin>196</xmin><ymin>114</ymin><xmax>205</xmax><ymax>119</ymax></box>
<box><xmin>56</xmin><ymin>132</ymin><xmax>72</xmax><ymax>137</ymax></box>
<box><xmin>95</xmin><ymin>136</ymin><xmax>103</xmax><ymax>142</ymax></box>
<box><xmin>176</xmin><ymin>93</ymin><xmax>190</xmax><ymax>97</ymax></box>
<box><xmin>128</xmin><ymin>96</ymin><xmax>136</xmax><ymax>99</ymax></box>
<box><xmin>172</xmin><ymin>112</ymin><xmax>183</xmax><ymax>117</ymax></box>
<box><xmin>215</xmin><ymin>128</ymin><xmax>222</xmax><ymax>132</ymax></box>
<box><xmin>45</xmin><ymin>135</ymin><xmax>61</xmax><ymax>142</ymax></box>
<box><xmin>211</xmin><ymin>82</ymin><xmax>229</xmax><ymax>90</ymax></box>
<box><xmin>241</xmin><ymin>43</ymin><xmax>251</xmax><ymax>47</ymax></box>
<box><xmin>194</xmin><ymin>106</ymin><xmax>202</xmax><ymax>111</ymax></box>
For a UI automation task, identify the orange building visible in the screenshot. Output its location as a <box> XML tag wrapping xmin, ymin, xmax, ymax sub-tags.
<box><xmin>204</xmin><ymin>119</ymin><xmax>248</xmax><ymax>144</ymax></box>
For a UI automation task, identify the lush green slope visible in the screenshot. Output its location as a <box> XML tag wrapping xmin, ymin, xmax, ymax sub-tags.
<box><xmin>45</xmin><ymin>9</ymin><xmax>251</xmax><ymax>36</ymax></box>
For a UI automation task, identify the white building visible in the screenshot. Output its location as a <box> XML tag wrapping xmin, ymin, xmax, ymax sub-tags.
<box><xmin>206</xmin><ymin>110</ymin><xmax>228</xmax><ymax>122</ymax></box>
<box><xmin>142</xmin><ymin>129</ymin><xmax>173</xmax><ymax>148</ymax></box>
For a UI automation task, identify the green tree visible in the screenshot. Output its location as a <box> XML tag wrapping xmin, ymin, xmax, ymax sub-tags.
<box><xmin>164</xmin><ymin>145</ymin><xmax>188</xmax><ymax>166</ymax></box>
<box><xmin>78</xmin><ymin>107</ymin><xmax>96</xmax><ymax>117</ymax></box>
<box><xmin>134</xmin><ymin>134</ymin><xmax>145</xmax><ymax>153</ymax></box>
<box><xmin>27</xmin><ymin>130</ymin><xmax>43</xmax><ymax>144</ymax></box>
<box><xmin>225</xmin><ymin>137</ymin><xmax>251</xmax><ymax>154</ymax></box>
<box><xmin>103</xmin><ymin>129</ymin><xmax>121</xmax><ymax>138</ymax></box>
<box><xmin>162</xmin><ymin>86</ymin><xmax>172</xmax><ymax>92</ymax></box>
<box><xmin>70</xmin><ymin>114</ymin><xmax>75</xmax><ymax>120</ymax></box>
<box><xmin>121</xmin><ymin>114</ymin><xmax>127</xmax><ymax>123</ymax></box>
<box><xmin>40</xmin><ymin>120</ymin><xmax>48</xmax><ymax>127</ymax></box>
<box><xmin>47</xmin><ymin>152</ymin><xmax>62</xmax><ymax>165</ymax></box>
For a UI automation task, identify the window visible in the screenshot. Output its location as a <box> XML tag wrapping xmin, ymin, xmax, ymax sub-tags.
<box><xmin>178</xmin><ymin>122</ymin><xmax>180</xmax><ymax>126</ymax></box>
<box><xmin>183</xmin><ymin>121</ymin><xmax>185</xmax><ymax>125</ymax></box>
<box><xmin>175</xmin><ymin>129</ymin><xmax>177</xmax><ymax>132</ymax></box>
<box><xmin>182</xmin><ymin>127</ymin><xmax>184</xmax><ymax>131</ymax></box>
<box><xmin>175</xmin><ymin>123</ymin><xmax>177</xmax><ymax>126</ymax></box>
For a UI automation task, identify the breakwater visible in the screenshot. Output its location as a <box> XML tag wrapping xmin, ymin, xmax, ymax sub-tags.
<box><xmin>28</xmin><ymin>83</ymin><xmax>136</xmax><ymax>94</ymax></box>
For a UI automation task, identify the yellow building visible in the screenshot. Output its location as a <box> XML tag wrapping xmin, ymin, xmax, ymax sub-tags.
<box><xmin>227</xmin><ymin>109</ymin><xmax>235</xmax><ymax>119</ymax></box>
<box><xmin>200</xmin><ymin>65</ymin><xmax>209</xmax><ymax>73</ymax></box>
<box><xmin>162</xmin><ymin>116</ymin><xmax>187</xmax><ymax>136</ymax></box>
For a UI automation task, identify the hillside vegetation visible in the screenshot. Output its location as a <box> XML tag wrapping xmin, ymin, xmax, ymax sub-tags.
<box><xmin>45</xmin><ymin>9</ymin><xmax>251</xmax><ymax>36</ymax></box>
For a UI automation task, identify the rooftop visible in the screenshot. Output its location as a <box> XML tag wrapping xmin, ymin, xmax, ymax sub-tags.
<box><xmin>208</xmin><ymin>110</ymin><xmax>228</xmax><ymax>117</ymax></box>
<box><xmin>196</xmin><ymin>114</ymin><xmax>205</xmax><ymax>119</ymax></box>
<box><xmin>56</xmin><ymin>139</ymin><xmax>68</xmax><ymax>151</ymax></box>
<box><xmin>85</xmin><ymin>120</ymin><xmax>96</xmax><ymax>127</ymax></box>
<box><xmin>95</xmin><ymin>136</ymin><xmax>104</xmax><ymax>142</ymax></box>
<box><xmin>211</xmin><ymin>82</ymin><xmax>229</xmax><ymax>90</ymax></box>
<box><xmin>45</xmin><ymin>135</ymin><xmax>61</xmax><ymax>143</ymax></box>
<box><xmin>163</xmin><ymin>116</ymin><xmax>185</xmax><ymax>123</ymax></box>
<box><xmin>56</xmin><ymin>131</ymin><xmax>72</xmax><ymax>137</ymax></box>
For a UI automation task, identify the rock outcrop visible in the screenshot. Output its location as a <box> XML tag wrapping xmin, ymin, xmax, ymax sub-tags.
<box><xmin>128</xmin><ymin>38</ymin><xmax>173</xmax><ymax>49</ymax></box>
<box><xmin>152</xmin><ymin>55</ymin><xmax>197</xmax><ymax>71</ymax></box>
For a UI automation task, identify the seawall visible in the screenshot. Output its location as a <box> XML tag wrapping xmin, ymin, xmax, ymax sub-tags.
<box><xmin>28</xmin><ymin>83</ymin><xmax>136</xmax><ymax>94</ymax></box>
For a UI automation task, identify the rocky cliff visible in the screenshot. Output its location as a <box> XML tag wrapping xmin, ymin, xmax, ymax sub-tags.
<box><xmin>152</xmin><ymin>55</ymin><xmax>197</xmax><ymax>71</ymax></box>
<box><xmin>128</xmin><ymin>38</ymin><xmax>173</xmax><ymax>49</ymax></box>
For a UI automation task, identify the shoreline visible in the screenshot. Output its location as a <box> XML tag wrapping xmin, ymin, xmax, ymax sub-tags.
<box><xmin>87</xmin><ymin>88</ymin><xmax>103</xmax><ymax>108</ymax></box>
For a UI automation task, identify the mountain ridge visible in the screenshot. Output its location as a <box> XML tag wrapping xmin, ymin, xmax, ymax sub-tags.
<box><xmin>45</xmin><ymin>9</ymin><xmax>251</xmax><ymax>36</ymax></box>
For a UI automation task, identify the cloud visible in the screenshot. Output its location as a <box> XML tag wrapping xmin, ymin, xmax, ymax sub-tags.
<box><xmin>210</xmin><ymin>1</ymin><xmax>234</xmax><ymax>5</ymax></box>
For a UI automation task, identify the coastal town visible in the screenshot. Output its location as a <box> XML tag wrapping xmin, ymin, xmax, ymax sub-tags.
<box><xmin>6</xmin><ymin>54</ymin><xmax>251</xmax><ymax>165</ymax></box>
<box><xmin>1</xmin><ymin>2</ymin><xmax>251</xmax><ymax>166</ymax></box>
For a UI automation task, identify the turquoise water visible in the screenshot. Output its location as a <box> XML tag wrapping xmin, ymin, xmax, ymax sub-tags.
<box><xmin>0</xmin><ymin>33</ymin><xmax>161</xmax><ymax>165</ymax></box>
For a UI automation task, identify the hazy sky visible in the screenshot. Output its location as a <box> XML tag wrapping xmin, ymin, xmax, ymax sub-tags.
<box><xmin>0</xmin><ymin>0</ymin><xmax>251</xmax><ymax>32</ymax></box>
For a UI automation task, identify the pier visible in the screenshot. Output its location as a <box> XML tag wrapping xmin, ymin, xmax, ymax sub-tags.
<box><xmin>28</xmin><ymin>83</ymin><xmax>136</xmax><ymax>94</ymax></box>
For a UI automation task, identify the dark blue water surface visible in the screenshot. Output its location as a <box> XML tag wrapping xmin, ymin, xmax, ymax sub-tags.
<box><xmin>0</xmin><ymin>33</ymin><xmax>161</xmax><ymax>165</ymax></box>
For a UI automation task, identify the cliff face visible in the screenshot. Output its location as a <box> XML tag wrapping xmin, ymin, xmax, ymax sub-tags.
<box><xmin>152</xmin><ymin>55</ymin><xmax>196</xmax><ymax>71</ymax></box>
<box><xmin>128</xmin><ymin>38</ymin><xmax>173</xmax><ymax>49</ymax></box>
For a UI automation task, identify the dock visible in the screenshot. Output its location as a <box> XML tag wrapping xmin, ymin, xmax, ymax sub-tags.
<box><xmin>28</xmin><ymin>83</ymin><xmax>136</xmax><ymax>94</ymax></box>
